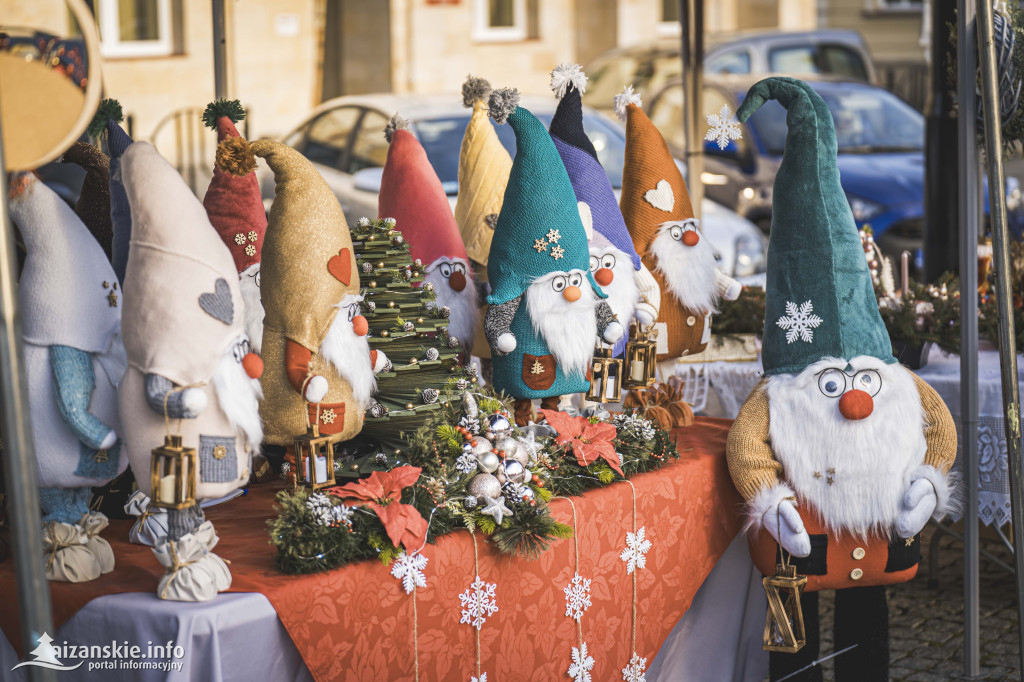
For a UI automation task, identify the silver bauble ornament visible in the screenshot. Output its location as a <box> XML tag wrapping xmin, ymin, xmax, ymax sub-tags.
<box><xmin>467</xmin><ymin>473</ymin><xmax>501</xmax><ymax>499</ymax></box>
<box><xmin>477</xmin><ymin>451</ymin><xmax>500</xmax><ymax>474</ymax></box>
<box><xmin>502</xmin><ymin>459</ymin><xmax>526</xmax><ymax>484</ymax></box>
<box><xmin>520</xmin><ymin>487</ymin><xmax>535</xmax><ymax>502</ymax></box>
<box><xmin>470</xmin><ymin>437</ymin><xmax>493</xmax><ymax>457</ymax></box>
<box><xmin>487</xmin><ymin>413</ymin><xmax>512</xmax><ymax>436</ymax></box>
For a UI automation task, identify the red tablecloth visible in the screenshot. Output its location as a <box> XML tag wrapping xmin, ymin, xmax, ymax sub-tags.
<box><xmin>0</xmin><ymin>417</ymin><xmax>743</xmax><ymax>681</ymax></box>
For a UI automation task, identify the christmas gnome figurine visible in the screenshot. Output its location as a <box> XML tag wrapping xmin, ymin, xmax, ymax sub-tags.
<box><xmin>8</xmin><ymin>173</ymin><xmax>127</xmax><ymax>583</ymax></box>
<box><xmin>118</xmin><ymin>142</ymin><xmax>264</xmax><ymax>601</ymax></box>
<box><xmin>201</xmin><ymin>99</ymin><xmax>267</xmax><ymax>354</ymax></box>
<box><xmin>378</xmin><ymin>114</ymin><xmax>478</xmax><ymax>353</ymax></box>
<box><xmin>726</xmin><ymin>77</ymin><xmax>957</xmax><ymax>681</ymax></box>
<box><xmin>616</xmin><ymin>85</ymin><xmax>741</xmax><ymax>359</ymax></box>
<box><xmin>248</xmin><ymin>138</ymin><xmax>388</xmax><ymax>453</ymax></box>
<box><xmin>548</xmin><ymin>64</ymin><xmax>659</xmax><ymax>357</ymax></box>
<box><xmin>61</xmin><ymin>141</ymin><xmax>113</xmax><ymax>260</ymax></box>
<box><xmin>483</xmin><ymin>88</ymin><xmax>623</xmax><ymax>426</ymax></box>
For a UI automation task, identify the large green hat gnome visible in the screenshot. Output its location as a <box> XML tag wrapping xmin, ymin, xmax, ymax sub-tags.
<box><xmin>483</xmin><ymin>88</ymin><xmax>622</xmax><ymax>426</ymax></box>
<box><xmin>725</xmin><ymin>78</ymin><xmax>957</xmax><ymax>680</ymax></box>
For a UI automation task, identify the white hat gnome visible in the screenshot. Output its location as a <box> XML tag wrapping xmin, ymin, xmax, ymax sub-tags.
<box><xmin>9</xmin><ymin>173</ymin><xmax>127</xmax><ymax>583</ymax></box>
<box><xmin>118</xmin><ymin>142</ymin><xmax>264</xmax><ymax>601</ymax></box>
<box><xmin>725</xmin><ymin>78</ymin><xmax>957</xmax><ymax>679</ymax></box>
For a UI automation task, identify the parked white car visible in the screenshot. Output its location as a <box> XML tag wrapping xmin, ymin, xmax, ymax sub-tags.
<box><xmin>259</xmin><ymin>93</ymin><xmax>766</xmax><ymax>282</ymax></box>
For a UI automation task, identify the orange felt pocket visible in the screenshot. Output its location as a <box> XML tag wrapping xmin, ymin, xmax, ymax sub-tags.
<box><xmin>522</xmin><ymin>354</ymin><xmax>556</xmax><ymax>391</ymax></box>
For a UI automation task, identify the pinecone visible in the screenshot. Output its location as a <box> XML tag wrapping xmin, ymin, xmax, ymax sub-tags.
<box><xmin>403</xmin><ymin>321</ymin><xmax>415</xmax><ymax>332</ymax></box>
<box><xmin>361</xmin><ymin>262</ymin><xmax>373</xmax><ymax>274</ymax></box>
<box><xmin>369</xmin><ymin>402</ymin><xmax>388</xmax><ymax>418</ymax></box>
<box><xmin>424</xmin><ymin>347</ymin><xmax>440</xmax><ymax>361</ymax></box>
<box><xmin>422</xmin><ymin>388</ymin><xmax>440</xmax><ymax>404</ymax></box>
<box><xmin>439</xmin><ymin>306</ymin><xmax>451</xmax><ymax>319</ymax></box>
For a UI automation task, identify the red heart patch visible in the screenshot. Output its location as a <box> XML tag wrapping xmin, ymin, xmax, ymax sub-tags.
<box><xmin>327</xmin><ymin>248</ymin><xmax>352</xmax><ymax>285</ymax></box>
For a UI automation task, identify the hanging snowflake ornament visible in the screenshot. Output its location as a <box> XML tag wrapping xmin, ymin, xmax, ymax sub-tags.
<box><xmin>459</xmin><ymin>575</ymin><xmax>499</xmax><ymax>630</ymax></box>
<box><xmin>776</xmin><ymin>300</ymin><xmax>823</xmax><ymax>344</ymax></box>
<box><xmin>621</xmin><ymin>653</ymin><xmax>647</xmax><ymax>682</ymax></box>
<box><xmin>620</xmin><ymin>526</ymin><xmax>652</xmax><ymax>574</ymax></box>
<box><xmin>563</xmin><ymin>573</ymin><xmax>592</xmax><ymax>622</ymax></box>
<box><xmin>390</xmin><ymin>551</ymin><xmax>428</xmax><ymax>594</ymax></box>
<box><xmin>567</xmin><ymin>641</ymin><xmax>596</xmax><ymax>682</ymax></box>
<box><xmin>704</xmin><ymin>104</ymin><xmax>742</xmax><ymax>150</ymax></box>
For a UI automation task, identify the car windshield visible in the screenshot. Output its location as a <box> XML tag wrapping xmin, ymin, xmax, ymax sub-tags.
<box><xmin>745</xmin><ymin>86</ymin><xmax>924</xmax><ymax>155</ymax></box>
<box><xmin>413</xmin><ymin>111</ymin><xmax>626</xmax><ymax>193</ymax></box>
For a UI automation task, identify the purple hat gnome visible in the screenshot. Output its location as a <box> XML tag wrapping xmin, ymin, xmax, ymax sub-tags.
<box><xmin>118</xmin><ymin>142</ymin><xmax>265</xmax><ymax>601</ymax></box>
<box><xmin>8</xmin><ymin>173</ymin><xmax>127</xmax><ymax>583</ymax></box>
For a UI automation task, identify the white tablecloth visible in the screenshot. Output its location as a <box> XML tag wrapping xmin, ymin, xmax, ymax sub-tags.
<box><xmin>668</xmin><ymin>347</ymin><xmax>1020</xmax><ymax>527</ymax></box>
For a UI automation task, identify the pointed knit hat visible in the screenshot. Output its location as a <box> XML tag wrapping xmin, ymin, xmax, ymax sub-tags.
<box><xmin>61</xmin><ymin>142</ymin><xmax>113</xmax><ymax>261</ymax></box>
<box><xmin>737</xmin><ymin>77</ymin><xmax>894</xmax><ymax>375</ymax></box>
<box><xmin>201</xmin><ymin>99</ymin><xmax>267</xmax><ymax>274</ymax></box>
<box><xmin>485</xmin><ymin>88</ymin><xmax>604</xmax><ymax>305</ymax></box>
<box><xmin>548</xmin><ymin>64</ymin><xmax>641</xmax><ymax>271</ymax></box>
<box><xmin>120</xmin><ymin>142</ymin><xmax>244</xmax><ymax>387</ymax></box>
<box><xmin>454</xmin><ymin>76</ymin><xmax>513</xmax><ymax>266</ymax></box>
<box><xmin>87</xmin><ymin>99</ymin><xmax>135</xmax><ymax>284</ymax></box>
<box><xmin>8</xmin><ymin>173</ymin><xmax>120</xmax><ymax>354</ymax></box>
<box><xmin>377</xmin><ymin>115</ymin><xmax>469</xmax><ymax>266</ymax></box>
<box><xmin>249</xmin><ymin>139</ymin><xmax>358</xmax><ymax>351</ymax></box>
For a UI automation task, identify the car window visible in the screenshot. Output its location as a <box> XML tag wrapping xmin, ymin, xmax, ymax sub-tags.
<box><xmin>413</xmin><ymin>117</ymin><xmax>466</xmax><ymax>193</ymax></box>
<box><xmin>348</xmin><ymin>109</ymin><xmax>390</xmax><ymax>173</ymax></box>
<box><xmin>706</xmin><ymin>49</ymin><xmax>751</xmax><ymax>75</ymax></box>
<box><xmin>648</xmin><ymin>83</ymin><xmax>685</xmax><ymax>153</ymax></box>
<box><xmin>820</xmin><ymin>44</ymin><xmax>869</xmax><ymax>81</ymax></box>
<box><xmin>301</xmin><ymin>107</ymin><xmax>360</xmax><ymax>171</ymax></box>
<box><xmin>768</xmin><ymin>46</ymin><xmax>817</xmax><ymax>73</ymax></box>
<box><xmin>586</xmin><ymin>55</ymin><xmax>643</xmax><ymax>108</ymax></box>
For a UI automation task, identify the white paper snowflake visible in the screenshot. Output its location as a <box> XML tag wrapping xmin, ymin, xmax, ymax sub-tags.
<box><xmin>620</xmin><ymin>526</ymin><xmax>652</xmax><ymax>574</ymax></box>
<box><xmin>563</xmin><ymin>573</ymin><xmax>592</xmax><ymax>622</ymax></box>
<box><xmin>776</xmin><ymin>300</ymin><xmax>823</xmax><ymax>344</ymax></box>
<box><xmin>622</xmin><ymin>653</ymin><xmax>647</xmax><ymax>682</ymax></box>
<box><xmin>705</xmin><ymin>104</ymin><xmax>742</xmax><ymax>150</ymax></box>
<box><xmin>459</xmin><ymin>575</ymin><xmax>499</xmax><ymax>630</ymax></box>
<box><xmin>455</xmin><ymin>452</ymin><xmax>479</xmax><ymax>475</ymax></box>
<box><xmin>470</xmin><ymin>674</ymin><xmax>487</xmax><ymax>682</ymax></box>
<box><xmin>390</xmin><ymin>551</ymin><xmax>428</xmax><ymax>594</ymax></box>
<box><xmin>567</xmin><ymin>641</ymin><xmax>596</xmax><ymax>682</ymax></box>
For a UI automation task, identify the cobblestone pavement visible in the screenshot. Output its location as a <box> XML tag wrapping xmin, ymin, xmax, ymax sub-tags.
<box><xmin>808</xmin><ymin>523</ymin><xmax>1020</xmax><ymax>681</ymax></box>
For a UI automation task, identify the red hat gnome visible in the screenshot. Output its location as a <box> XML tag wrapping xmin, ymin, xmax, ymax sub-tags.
<box><xmin>201</xmin><ymin>99</ymin><xmax>267</xmax><ymax>354</ymax></box>
<box><xmin>378</xmin><ymin>115</ymin><xmax>478</xmax><ymax>353</ymax></box>
<box><xmin>8</xmin><ymin>173</ymin><xmax>127</xmax><ymax>583</ymax></box>
<box><xmin>726</xmin><ymin>78</ymin><xmax>957</xmax><ymax>679</ymax></box>
<box><xmin>118</xmin><ymin>142</ymin><xmax>264</xmax><ymax>601</ymax></box>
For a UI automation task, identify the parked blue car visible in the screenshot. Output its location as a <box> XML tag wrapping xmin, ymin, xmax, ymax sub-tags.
<box><xmin>647</xmin><ymin>75</ymin><xmax>1024</xmax><ymax>275</ymax></box>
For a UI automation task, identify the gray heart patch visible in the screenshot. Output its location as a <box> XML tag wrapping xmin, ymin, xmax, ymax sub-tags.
<box><xmin>199</xmin><ymin>278</ymin><xmax>234</xmax><ymax>325</ymax></box>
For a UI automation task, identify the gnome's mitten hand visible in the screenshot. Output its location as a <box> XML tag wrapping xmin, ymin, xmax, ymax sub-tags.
<box><xmin>99</xmin><ymin>430</ymin><xmax>118</xmax><ymax>450</ymax></box>
<box><xmin>634</xmin><ymin>304</ymin><xmax>656</xmax><ymax>326</ymax></box>
<box><xmin>145</xmin><ymin>374</ymin><xmax>206</xmax><ymax>418</ymax></box>
<box><xmin>715</xmin><ymin>269</ymin><xmax>742</xmax><ymax>302</ymax></box>
<box><xmin>603</xmin><ymin>321</ymin><xmax>624</xmax><ymax>344</ymax></box>
<box><xmin>305</xmin><ymin>375</ymin><xmax>329</xmax><ymax>403</ymax></box>
<box><xmin>181</xmin><ymin>389</ymin><xmax>208</xmax><ymax>417</ymax></box>
<box><xmin>896</xmin><ymin>477</ymin><xmax>937</xmax><ymax>538</ymax></box>
<box><xmin>595</xmin><ymin>301</ymin><xmax>621</xmax><ymax>343</ymax></box>
<box><xmin>763</xmin><ymin>498</ymin><xmax>811</xmax><ymax>558</ymax></box>
<box><xmin>485</xmin><ymin>297</ymin><xmax>520</xmax><ymax>356</ymax></box>
<box><xmin>370</xmin><ymin>349</ymin><xmax>391</xmax><ymax>374</ymax></box>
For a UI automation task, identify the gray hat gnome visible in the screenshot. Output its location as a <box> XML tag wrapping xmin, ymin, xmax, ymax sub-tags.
<box><xmin>8</xmin><ymin>173</ymin><xmax>127</xmax><ymax>583</ymax></box>
<box><xmin>118</xmin><ymin>142</ymin><xmax>264</xmax><ymax>601</ymax></box>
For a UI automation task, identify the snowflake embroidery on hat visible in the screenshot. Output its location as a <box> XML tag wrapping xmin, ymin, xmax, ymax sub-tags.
<box><xmin>776</xmin><ymin>300</ymin><xmax>822</xmax><ymax>344</ymax></box>
<box><xmin>567</xmin><ymin>642</ymin><xmax>596</xmax><ymax>682</ymax></box>
<box><xmin>622</xmin><ymin>653</ymin><xmax>647</xmax><ymax>682</ymax></box>
<box><xmin>245</xmin><ymin>244</ymin><xmax>256</xmax><ymax>257</ymax></box>
<box><xmin>564</xmin><ymin>573</ymin><xmax>592</xmax><ymax>622</ymax></box>
<box><xmin>551</xmin><ymin>245</ymin><xmax>565</xmax><ymax>261</ymax></box>
<box><xmin>248</xmin><ymin>230</ymin><xmax>258</xmax><ymax>242</ymax></box>
<box><xmin>459</xmin><ymin>576</ymin><xmax>499</xmax><ymax>630</ymax></box>
<box><xmin>705</xmin><ymin>104</ymin><xmax>742</xmax><ymax>150</ymax></box>
<box><xmin>234</xmin><ymin>233</ymin><xmax>246</xmax><ymax>245</ymax></box>
<box><xmin>534</xmin><ymin>238</ymin><xmax>549</xmax><ymax>253</ymax></box>
<box><xmin>320</xmin><ymin>408</ymin><xmax>336</xmax><ymax>424</ymax></box>
<box><xmin>620</xmin><ymin>526</ymin><xmax>652</xmax><ymax>574</ymax></box>
<box><xmin>546</xmin><ymin>229</ymin><xmax>562</xmax><ymax>244</ymax></box>
<box><xmin>470</xmin><ymin>674</ymin><xmax>488</xmax><ymax>682</ymax></box>
<box><xmin>390</xmin><ymin>551</ymin><xmax>428</xmax><ymax>594</ymax></box>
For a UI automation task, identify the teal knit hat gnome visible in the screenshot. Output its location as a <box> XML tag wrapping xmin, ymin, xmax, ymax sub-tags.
<box><xmin>737</xmin><ymin>77</ymin><xmax>894</xmax><ymax>375</ymax></box>
<box><xmin>485</xmin><ymin>88</ymin><xmax>605</xmax><ymax>305</ymax></box>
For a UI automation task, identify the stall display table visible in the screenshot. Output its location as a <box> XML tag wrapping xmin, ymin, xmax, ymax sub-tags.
<box><xmin>0</xmin><ymin>419</ymin><xmax>766</xmax><ymax>681</ymax></box>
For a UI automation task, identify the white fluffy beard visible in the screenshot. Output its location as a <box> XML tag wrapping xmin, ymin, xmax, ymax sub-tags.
<box><xmin>590</xmin><ymin>245</ymin><xmax>639</xmax><ymax>328</ymax></box>
<box><xmin>319</xmin><ymin>293</ymin><xmax>375</xmax><ymax>411</ymax></box>
<box><xmin>423</xmin><ymin>259</ymin><xmax>479</xmax><ymax>352</ymax></box>
<box><xmin>525</xmin><ymin>272</ymin><xmax>597</xmax><ymax>380</ymax></box>
<box><xmin>650</xmin><ymin>224</ymin><xmax>719</xmax><ymax>314</ymax></box>
<box><xmin>239</xmin><ymin>264</ymin><xmax>264</xmax><ymax>354</ymax></box>
<box><xmin>212</xmin><ymin>341</ymin><xmax>264</xmax><ymax>451</ymax></box>
<box><xmin>766</xmin><ymin>356</ymin><xmax>927</xmax><ymax>538</ymax></box>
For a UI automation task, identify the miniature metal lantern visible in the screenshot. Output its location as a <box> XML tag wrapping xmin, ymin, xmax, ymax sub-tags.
<box><xmin>294</xmin><ymin>422</ymin><xmax>336</xmax><ymax>490</ymax></box>
<box><xmin>762</xmin><ymin>563</ymin><xmax>807</xmax><ymax>653</ymax></box>
<box><xmin>149</xmin><ymin>435</ymin><xmax>197</xmax><ymax>509</ymax></box>
<box><xmin>622</xmin><ymin>323</ymin><xmax>657</xmax><ymax>389</ymax></box>
<box><xmin>586</xmin><ymin>346</ymin><xmax>623</xmax><ymax>403</ymax></box>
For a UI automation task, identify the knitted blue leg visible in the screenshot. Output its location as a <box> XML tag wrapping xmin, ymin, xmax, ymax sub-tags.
<box><xmin>39</xmin><ymin>487</ymin><xmax>92</xmax><ymax>525</ymax></box>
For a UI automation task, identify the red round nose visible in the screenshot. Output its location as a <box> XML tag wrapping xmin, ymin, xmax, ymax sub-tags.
<box><xmin>594</xmin><ymin>268</ymin><xmax>614</xmax><ymax>286</ymax></box>
<box><xmin>352</xmin><ymin>315</ymin><xmax>369</xmax><ymax>336</ymax></box>
<box><xmin>242</xmin><ymin>353</ymin><xmax>264</xmax><ymax>379</ymax></box>
<box><xmin>448</xmin><ymin>271</ymin><xmax>467</xmax><ymax>292</ymax></box>
<box><xmin>838</xmin><ymin>389</ymin><xmax>873</xmax><ymax>420</ymax></box>
<box><xmin>682</xmin><ymin>230</ymin><xmax>700</xmax><ymax>247</ymax></box>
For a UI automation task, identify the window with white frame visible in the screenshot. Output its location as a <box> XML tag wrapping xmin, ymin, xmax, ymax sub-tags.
<box><xmin>867</xmin><ymin>0</ymin><xmax>923</xmax><ymax>12</ymax></box>
<box><xmin>473</xmin><ymin>0</ymin><xmax>527</xmax><ymax>42</ymax></box>
<box><xmin>96</xmin><ymin>0</ymin><xmax>177</xmax><ymax>58</ymax></box>
<box><xmin>658</xmin><ymin>0</ymin><xmax>682</xmax><ymax>36</ymax></box>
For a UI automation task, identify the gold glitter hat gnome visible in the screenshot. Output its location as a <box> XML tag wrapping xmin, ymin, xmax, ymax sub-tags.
<box><xmin>118</xmin><ymin>142</ymin><xmax>264</xmax><ymax>601</ymax></box>
<box><xmin>249</xmin><ymin>139</ymin><xmax>387</xmax><ymax>458</ymax></box>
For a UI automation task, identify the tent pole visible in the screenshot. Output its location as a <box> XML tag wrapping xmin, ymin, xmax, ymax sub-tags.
<box><xmin>678</xmin><ymin>0</ymin><xmax>704</xmax><ymax>222</ymax></box>
<box><xmin>212</xmin><ymin>0</ymin><xmax>228</xmax><ymax>100</ymax></box>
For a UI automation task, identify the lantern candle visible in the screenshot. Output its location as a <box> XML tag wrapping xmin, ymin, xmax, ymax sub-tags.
<box><xmin>901</xmin><ymin>251</ymin><xmax>910</xmax><ymax>297</ymax></box>
<box><xmin>158</xmin><ymin>474</ymin><xmax>176</xmax><ymax>504</ymax></box>
<box><xmin>630</xmin><ymin>360</ymin><xmax>646</xmax><ymax>383</ymax></box>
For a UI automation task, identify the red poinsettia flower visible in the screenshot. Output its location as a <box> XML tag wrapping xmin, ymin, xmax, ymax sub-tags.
<box><xmin>328</xmin><ymin>466</ymin><xmax>428</xmax><ymax>551</ymax></box>
<box><xmin>538</xmin><ymin>409</ymin><xmax>623</xmax><ymax>476</ymax></box>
